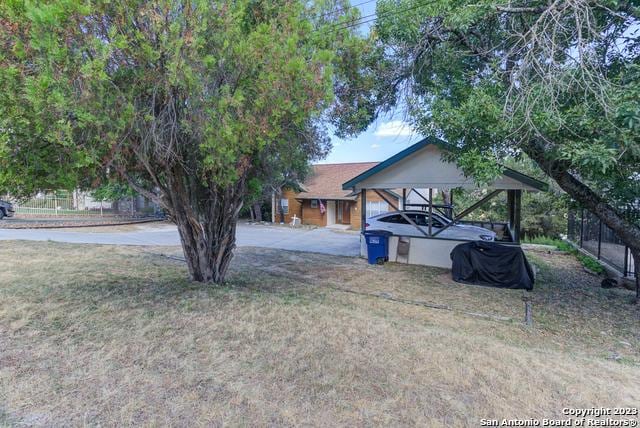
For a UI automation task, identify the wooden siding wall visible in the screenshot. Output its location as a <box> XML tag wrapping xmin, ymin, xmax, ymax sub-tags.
<box><xmin>350</xmin><ymin>199</ymin><xmax>362</xmax><ymax>231</ymax></box>
<box><xmin>350</xmin><ymin>190</ymin><xmax>398</xmax><ymax>231</ymax></box>
<box><xmin>275</xmin><ymin>189</ymin><xmax>302</xmax><ymax>224</ymax></box>
<box><xmin>300</xmin><ymin>199</ymin><xmax>327</xmax><ymax>227</ymax></box>
<box><xmin>276</xmin><ymin>189</ymin><xmax>398</xmax><ymax>229</ymax></box>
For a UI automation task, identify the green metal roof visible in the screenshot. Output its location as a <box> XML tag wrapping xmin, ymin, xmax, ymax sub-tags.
<box><xmin>341</xmin><ymin>137</ymin><xmax>548</xmax><ymax>192</ymax></box>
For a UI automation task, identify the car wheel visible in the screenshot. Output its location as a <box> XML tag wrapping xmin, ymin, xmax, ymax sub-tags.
<box><xmin>0</xmin><ymin>209</ymin><xmax>4</xmax><ymax>220</ymax></box>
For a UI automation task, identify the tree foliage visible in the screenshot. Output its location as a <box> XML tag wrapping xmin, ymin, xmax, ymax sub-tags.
<box><xmin>449</xmin><ymin>159</ymin><xmax>569</xmax><ymax>239</ymax></box>
<box><xmin>0</xmin><ymin>0</ymin><xmax>363</xmax><ymax>282</ymax></box>
<box><xmin>91</xmin><ymin>182</ymin><xmax>136</xmax><ymax>203</ymax></box>
<box><xmin>332</xmin><ymin>0</ymin><xmax>640</xmax><ymax>286</ymax></box>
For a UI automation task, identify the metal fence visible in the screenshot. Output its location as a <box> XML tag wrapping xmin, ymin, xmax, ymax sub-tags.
<box><xmin>11</xmin><ymin>191</ymin><xmax>160</xmax><ymax>217</ymax></box>
<box><xmin>568</xmin><ymin>208</ymin><xmax>637</xmax><ymax>277</ymax></box>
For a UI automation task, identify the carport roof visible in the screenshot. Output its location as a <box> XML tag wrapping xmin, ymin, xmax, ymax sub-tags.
<box><xmin>342</xmin><ymin>137</ymin><xmax>548</xmax><ymax>192</ymax></box>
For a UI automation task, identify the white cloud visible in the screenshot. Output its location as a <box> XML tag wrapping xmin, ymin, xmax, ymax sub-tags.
<box><xmin>371</xmin><ymin>143</ymin><xmax>381</xmax><ymax>149</ymax></box>
<box><xmin>373</xmin><ymin>120</ymin><xmax>416</xmax><ymax>137</ymax></box>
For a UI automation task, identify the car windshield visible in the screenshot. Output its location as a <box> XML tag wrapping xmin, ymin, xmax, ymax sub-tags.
<box><xmin>379</xmin><ymin>214</ymin><xmax>409</xmax><ymax>224</ymax></box>
<box><xmin>379</xmin><ymin>212</ymin><xmax>451</xmax><ymax>227</ymax></box>
<box><xmin>408</xmin><ymin>213</ymin><xmax>446</xmax><ymax>228</ymax></box>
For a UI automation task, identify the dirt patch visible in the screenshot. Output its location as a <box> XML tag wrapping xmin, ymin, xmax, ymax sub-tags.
<box><xmin>0</xmin><ymin>217</ymin><xmax>166</xmax><ymax>230</ymax></box>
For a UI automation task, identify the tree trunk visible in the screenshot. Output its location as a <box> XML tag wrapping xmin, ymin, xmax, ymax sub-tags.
<box><xmin>441</xmin><ymin>189</ymin><xmax>452</xmax><ymax>218</ymax></box>
<box><xmin>174</xmin><ymin>210</ymin><xmax>239</xmax><ymax>283</ymax></box>
<box><xmin>523</xmin><ymin>139</ymin><xmax>640</xmax><ymax>301</ymax></box>
<box><xmin>253</xmin><ymin>202</ymin><xmax>262</xmax><ymax>222</ymax></box>
<box><xmin>277</xmin><ymin>191</ymin><xmax>285</xmax><ymax>223</ymax></box>
<box><xmin>162</xmin><ymin>168</ymin><xmax>246</xmax><ymax>284</ymax></box>
<box><xmin>631</xmin><ymin>247</ymin><xmax>640</xmax><ymax>302</ymax></box>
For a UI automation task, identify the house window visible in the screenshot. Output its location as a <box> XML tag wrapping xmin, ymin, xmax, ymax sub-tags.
<box><xmin>366</xmin><ymin>201</ymin><xmax>389</xmax><ymax>218</ymax></box>
<box><xmin>310</xmin><ymin>199</ymin><xmax>318</xmax><ymax>208</ymax></box>
<box><xmin>279</xmin><ymin>199</ymin><xmax>289</xmax><ymax>214</ymax></box>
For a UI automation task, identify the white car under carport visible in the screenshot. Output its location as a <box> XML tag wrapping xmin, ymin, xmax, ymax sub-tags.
<box><xmin>366</xmin><ymin>211</ymin><xmax>496</xmax><ymax>241</ymax></box>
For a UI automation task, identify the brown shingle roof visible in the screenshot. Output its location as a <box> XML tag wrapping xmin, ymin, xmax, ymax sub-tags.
<box><xmin>296</xmin><ymin>162</ymin><xmax>379</xmax><ymax>200</ymax></box>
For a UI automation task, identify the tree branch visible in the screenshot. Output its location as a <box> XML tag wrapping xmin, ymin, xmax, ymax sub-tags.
<box><xmin>115</xmin><ymin>165</ymin><xmax>165</xmax><ymax>207</ymax></box>
<box><xmin>496</xmin><ymin>6</ymin><xmax>548</xmax><ymax>14</ymax></box>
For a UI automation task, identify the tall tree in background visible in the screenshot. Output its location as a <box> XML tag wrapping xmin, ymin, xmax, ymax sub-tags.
<box><xmin>332</xmin><ymin>0</ymin><xmax>640</xmax><ymax>292</ymax></box>
<box><xmin>245</xmin><ymin>121</ymin><xmax>329</xmax><ymax>222</ymax></box>
<box><xmin>0</xmin><ymin>0</ymin><xmax>363</xmax><ymax>283</ymax></box>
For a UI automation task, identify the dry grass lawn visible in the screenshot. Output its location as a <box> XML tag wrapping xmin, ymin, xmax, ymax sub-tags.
<box><xmin>0</xmin><ymin>241</ymin><xmax>638</xmax><ymax>426</ymax></box>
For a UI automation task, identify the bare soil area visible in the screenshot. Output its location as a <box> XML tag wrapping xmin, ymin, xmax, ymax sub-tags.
<box><xmin>0</xmin><ymin>217</ymin><xmax>165</xmax><ymax>230</ymax></box>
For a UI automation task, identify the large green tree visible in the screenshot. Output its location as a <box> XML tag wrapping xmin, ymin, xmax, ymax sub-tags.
<box><xmin>333</xmin><ymin>0</ymin><xmax>640</xmax><ymax>289</ymax></box>
<box><xmin>0</xmin><ymin>0</ymin><xmax>362</xmax><ymax>283</ymax></box>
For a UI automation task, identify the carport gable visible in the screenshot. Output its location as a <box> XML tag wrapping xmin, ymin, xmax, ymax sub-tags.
<box><xmin>342</xmin><ymin>137</ymin><xmax>547</xmax><ymax>192</ymax></box>
<box><xmin>342</xmin><ymin>137</ymin><xmax>547</xmax><ymax>243</ymax></box>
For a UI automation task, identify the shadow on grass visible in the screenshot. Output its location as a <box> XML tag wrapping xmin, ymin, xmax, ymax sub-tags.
<box><xmin>23</xmin><ymin>246</ymin><xmax>328</xmax><ymax>310</ymax></box>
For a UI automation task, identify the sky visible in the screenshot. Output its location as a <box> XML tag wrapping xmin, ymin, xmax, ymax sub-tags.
<box><xmin>318</xmin><ymin>1</ymin><xmax>425</xmax><ymax>165</ymax></box>
<box><xmin>321</xmin><ymin>120</ymin><xmax>423</xmax><ymax>164</ymax></box>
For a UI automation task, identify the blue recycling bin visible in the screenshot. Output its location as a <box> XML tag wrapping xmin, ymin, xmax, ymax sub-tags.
<box><xmin>364</xmin><ymin>230</ymin><xmax>392</xmax><ymax>265</ymax></box>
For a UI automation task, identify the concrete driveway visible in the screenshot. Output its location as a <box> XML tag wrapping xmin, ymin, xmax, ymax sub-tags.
<box><xmin>0</xmin><ymin>223</ymin><xmax>361</xmax><ymax>257</ymax></box>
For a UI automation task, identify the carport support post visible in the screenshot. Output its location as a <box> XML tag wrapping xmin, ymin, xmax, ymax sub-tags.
<box><xmin>507</xmin><ymin>190</ymin><xmax>514</xmax><ymax>229</ymax></box>
<box><xmin>360</xmin><ymin>189</ymin><xmax>366</xmax><ymax>233</ymax></box>
<box><xmin>513</xmin><ymin>190</ymin><xmax>522</xmax><ymax>243</ymax></box>
<box><xmin>428</xmin><ymin>188</ymin><xmax>433</xmax><ymax>236</ymax></box>
<box><xmin>507</xmin><ymin>190</ymin><xmax>522</xmax><ymax>243</ymax></box>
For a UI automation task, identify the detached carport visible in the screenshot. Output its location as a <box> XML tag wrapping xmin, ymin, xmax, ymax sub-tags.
<box><xmin>342</xmin><ymin>137</ymin><xmax>547</xmax><ymax>268</ymax></box>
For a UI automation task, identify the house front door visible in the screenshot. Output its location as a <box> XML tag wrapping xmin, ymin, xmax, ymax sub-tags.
<box><xmin>337</xmin><ymin>201</ymin><xmax>351</xmax><ymax>224</ymax></box>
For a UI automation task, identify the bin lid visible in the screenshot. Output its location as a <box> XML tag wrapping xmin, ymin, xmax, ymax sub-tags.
<box><xmin>363</xmin><ymin>230</ymin><xmax>393</xmax><ymax>236</ymax></box>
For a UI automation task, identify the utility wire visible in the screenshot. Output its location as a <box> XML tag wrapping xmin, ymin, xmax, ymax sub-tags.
<box><xmin>325</xmin><ymin>0</ymin><xmax>436</xmax><ymax>34</ymax></box>
<box><xmin>317</xmin><ymin>0</ymin><xmax>378</xmax><ymax>20</ymax></box>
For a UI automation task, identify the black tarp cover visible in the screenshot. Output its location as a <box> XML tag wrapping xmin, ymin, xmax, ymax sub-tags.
<box><xmin>450</xmin><ymin>241</ymin><xmax>534</xmax><ymax>290</ymax></box>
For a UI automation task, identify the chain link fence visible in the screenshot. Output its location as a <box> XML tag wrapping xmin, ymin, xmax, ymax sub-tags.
<box><xmin>568</xmin><ymin>208</ymin><xmax>637</xmax><ymax>277</ymax></box>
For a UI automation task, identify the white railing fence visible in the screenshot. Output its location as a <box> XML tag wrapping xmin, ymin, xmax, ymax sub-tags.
<box><xmin>10</xmin><ymin>192</ymin><xmax>157</xmax><ymax>217</ymax></box>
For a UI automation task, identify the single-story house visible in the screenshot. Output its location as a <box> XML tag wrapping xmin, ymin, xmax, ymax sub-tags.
<box><xmin>272</xmin><ymin>163</ymin><xmax>404</xmax><ymax>230</ymax></box>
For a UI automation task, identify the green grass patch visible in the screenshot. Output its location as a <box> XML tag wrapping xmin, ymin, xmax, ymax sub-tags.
<box><xmin>524</xmin><ymin>236</ymin><xmax>605</xmax><ymax>274</ymax></box>
<box><xmin>524</xmin><ymin>236</ymin><xmax>573</xmax><ymax>252</ymax></box>
<box><xmin>576</xmin><ymin>253</ymin><xmax>606</xmax><ymax>274</ymax></box>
